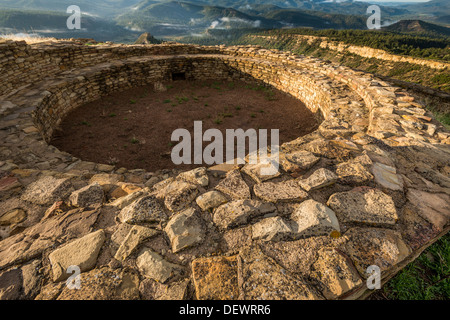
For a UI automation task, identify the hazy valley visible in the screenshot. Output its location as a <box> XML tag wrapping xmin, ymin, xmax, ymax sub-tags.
<box><xmin>0</xmin><ymin>0</ymin><xmax>448</xmax><ymax>43</ymax></box>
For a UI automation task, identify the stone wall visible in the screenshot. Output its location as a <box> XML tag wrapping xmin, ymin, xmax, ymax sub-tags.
<box><xmin>0</xmin><ymin>40</ymin><xmax>417</xmax><ymax>143</ymax></box>
<box><xmin>0</xmin><ymin>41</ymin><xmax>348</xmax><ymax>141</ymax></box>
<box><xmin>0</xmin><ymin>40</ymin><xmax>449</xmax><ymax>301</ymax></box>
<box><xmin>0</xmin><ymin>40</ymin><xmax>222</xmax><ymax>98</ymax></box>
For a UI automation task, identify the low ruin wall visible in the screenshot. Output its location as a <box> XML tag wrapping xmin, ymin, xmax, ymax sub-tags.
<box><xmin>0</xmin><ymin>40</ymin><xmax>449</xmax><ymax>301</ymax></box>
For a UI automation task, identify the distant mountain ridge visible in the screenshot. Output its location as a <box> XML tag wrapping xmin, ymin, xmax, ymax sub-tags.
<box><xmin>383</xmin><ymin>20</ymin><xmax>450</xmax><ymax>37</ymax></box>
<box><xmin>1</xmin><ymin>0</ymin><xmax>449</xmax><ymax>42</ymax></box>
<box><xmin>407</xmin><ymin>0</ymin><xmax>450</xmax><ymax>17</ymax></box>
<box><xmin>115</xmin><ymin>0</ymin><xmax>370</xmax><ymax>36</ymax></box>
<box><xmin>0</xmin><ymin>0</ymin><xmax>412</xmax><ymax>18</ymax></box>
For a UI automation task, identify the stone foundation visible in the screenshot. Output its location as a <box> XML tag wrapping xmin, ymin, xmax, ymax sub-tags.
<box><xmin>0</xmin><ymin>40</ymin><xmax>449</xmax><ymax>300</ymax></box>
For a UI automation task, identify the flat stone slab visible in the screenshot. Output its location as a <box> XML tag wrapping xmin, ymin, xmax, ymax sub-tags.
<box><xmin>192</xmin><ymin>256</ymin><xmax>239</xmax><ymax>300</ymax></box>
<box><xmin>291</xmin><ymin>199</ymin><xmax>340</xmax><ymax>238</ymax></box>
<box><xmin>240</xmin><ymin>246</ymin><xmax>321</xmax><ymax>300</ymax></box>
<box><xmin>298</xmin><ymin>168</ymin><xmax>338</xmax><ymax>191</ymax></box>
<box><xmin>196</xmin><ymin>191</ymin><xmax>228</xmax><ymax>211</ymax></box>
<box><xmin>341</xmin><ymin>227</ymin><xmax>411</xmax><ymax>278</ymax></box>
<box><xmin>311</xmin><ymin>248</ymin><xmax>363</xmax><ymax>299</ymax></box>
<box><xmin>114</xmin><ymin>225</ymin><xmax>158</xmax><ymax>261</ymax></box>
<box><xmin>254</xmin><ymin>180</ymin><xmax>308</xmax><ymax>203</ymax></box>
<box><xmin>153</xmin><ymin>178</ymin><xmax>176</xmax><ymax>198</ymax></box>
<box><xmin>0</xmin><ymin>208</ymin><xmax>27</xmax><ymax>226</ymax></box>
<box><xmin>118</xmin><ymin>195</ymin><xmax>168</xmax><ymax>225</ymax></box>
<box><xmin>327</xmin><ymin>188</ymin><xmax>398</xmax><ymax>226</ymax></box>
<box><xmin>163</xmin><ymin>181</ymin><xmax>199</xmax><ymax>212</ymax></box>
<box><xmin>21</xmin><ymin>176</ymin><xmax>73</xmax><ymax>205</ymax></box>
<box><xmin>407</xmin><ymin>189</ymin><xmax>450</xmax><ymax>230</ymax></box>
<box><xmin>177</xmin><ymin>167</ymin><xmax>209</xmax><ymax>187</ymax></box>
<box><xmin>213</xmin><ymin>200</ymin><xmax>276</xmax><ymax>229</ymax></box>
<box><xmin>372</xmin><ymin>162</ymin><xmax>403</xmax><ymax>191</ymax></box>
<box><xmin>336</xmin><ymin>161</ymin><xmax>373</xmax><ymax>184</ymax></box>
<box><xmin>280</xmin><ymin>150</ymin><xmax>320</xmax><ymax>173</ymax></box>
<box><xmin>215</xmin><ymin>169</ymin><xmax>251</xmax><ymax>200</ymax></box>
<box><xmin>49</xmin><ymin>229</ymin><xmax>105</xmax><ymax>282</ymax></box>
<box><xmin>20</xmin><ymin>260</ymin><xmax>41</xmax><ymax>299</ymax></box>
<box><xmin>301</xmin><ymin>139</ymin><xmax>353</xmax><ymax>160</ymax></box>
<box><xmin>0</xmin><ymin>207</ymin><xmax>101</xmax><ymax>271</ymax></box>
<box><xmin>136</xmin><ymin>249</ymin><xmax>182</xmax><ymax>283</ymax></box>
<box><xmin>164</xmin><ymin>207</ymin><xmax>206</xmax><ymax>253</ymax></box>
<box><xmin>252</xmin><ymin>216</ymin><xmax>294</xmax><ymax>242</ymax></box>
<box><xmin>241</xmin><ymin>162</ymin><xmax>281</xmax><ymax>183</ymax></box>
<box><xmin>68</xmin><ymin>183</ymin><xmax>104</xmax><ymax>208</ymax></box>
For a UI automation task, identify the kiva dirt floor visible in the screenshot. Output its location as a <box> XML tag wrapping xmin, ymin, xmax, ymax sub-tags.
<box><xmin>51</xmin><ymin>80</ymin><xmax>320</xmax><ymax>172</ymax></box>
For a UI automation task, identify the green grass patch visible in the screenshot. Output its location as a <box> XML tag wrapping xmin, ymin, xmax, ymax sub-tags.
<box><xmin>431</xmin><ymin>73</ymin><xmax>450</xmax><ymax>86</ymax></box>
<box><xmin>380</xmin><ymin>233</ymin><xmax>450</xmax><ymax>300</ymax></box>
<box><xmin>435</xmin><ymin>112</ymin><xmax>450</xmax><ymax>128</ymax></box>
<box><xmin>176</xmin><ymin>96</ymin><xmax>189</xmax><ymax>104</ymax></box>
<box><xmin>387</xmin><ymin>64</ymin><xmax>421</xmax><ymax>77</ymax></box>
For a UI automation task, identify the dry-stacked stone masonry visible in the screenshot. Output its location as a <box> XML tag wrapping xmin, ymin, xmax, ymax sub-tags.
<box><xmin>0</xmin><ymin>39</ymin><xmax>449</xmax><ymax>300</ymax></box>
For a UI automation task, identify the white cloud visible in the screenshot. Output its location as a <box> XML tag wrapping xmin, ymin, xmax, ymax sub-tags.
<box><xmin>210</xmin><ymin>20</ymin><xmax>220</xmax><ymax>29</ymax></box>
<box><xmin>210</xmin><ymin>17</ymin><xmax>262</xmax><ymax>29</ymax></box>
